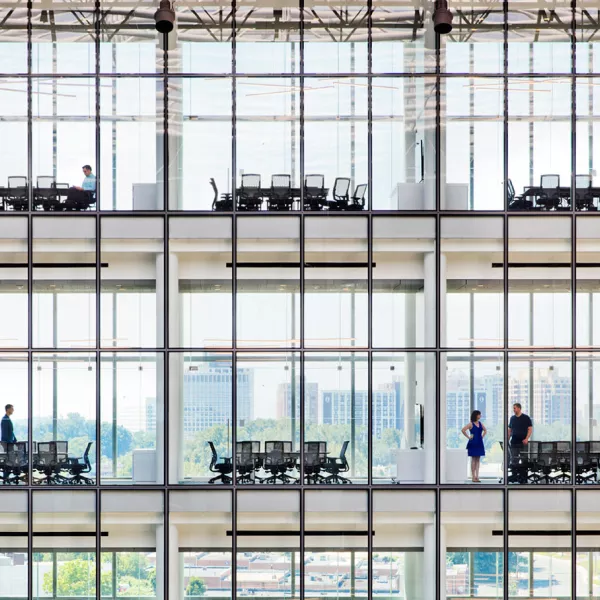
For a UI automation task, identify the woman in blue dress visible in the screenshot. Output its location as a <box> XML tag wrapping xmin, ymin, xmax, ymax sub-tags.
<box><xmin>461</xmin><ymin>410</ymin><xmax>486</xmax><ymax>483</ymax></box>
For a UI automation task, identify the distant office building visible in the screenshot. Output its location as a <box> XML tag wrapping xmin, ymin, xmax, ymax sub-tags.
<box><xmin>321</xmin><ymin>388</ymin><xmax>399</xmax><ymax>438</ymax></box>
<box><xmin>183</xmin><ymin>363</ymin><xmax>253</xmax><ymax>438</ymax></box>
<box><xmin>276</xmin><ymin>382</ymin><xmax>319</xmax><ymax>423</ymax></box>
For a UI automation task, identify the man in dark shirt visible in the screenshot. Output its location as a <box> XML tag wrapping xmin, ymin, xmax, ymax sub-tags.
<box><xmin>508</xmin><ymin>403</ymin><xmax>533</xmax><ymax>447</ymax></box>
<box><xmin>1</xmin><ymin>404</ymin><xmax>16</xmax><ymax>443</ymax></box>
<box><xmin>508</xmin><ymin>402</ymin><xmax>532</xmax><ymax>484</ymax></box>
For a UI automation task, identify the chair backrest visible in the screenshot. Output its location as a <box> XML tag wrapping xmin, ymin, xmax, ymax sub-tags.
<box><xmin>339</xmin><ymin>440</ymin><xmax>349</xmax><ymax>461</ymax></box>
<box><xmin>271</xmin><ymin>174</ymin><xmax>291</xmax><ymax>190</ymax></box>
<box><xmin>37</xmin><ymin>175</ymin><xmax>55</xmax><ymax>188</ymax></box>
<box><xmin>82</xmin><ymin>441</ymin><xmax>93</xmax><ymax>467</ymax></box>
<box><xmin>540</xmin><ymin>174</ymin><xmax>559</xmax><ymax>189</ymax></box>
<box><xmin>333</xmin><ymin>177</ymin><xmax>351</xmax><ymax>199</ymax></box>
<box><xmin>241</xmin><ymin>174</ymin><xmax>261</xmax><ymax>190</ymax></box>
<box><xmin>210</xmin><ymin>178</ymin><xmax>218</xmax><ymax>202</ymax></box>
<box><xmin>507</xmin><ymin>179</ymin><xmax>515</xmax><ymax>200</ymax></box>
<box><xmin>8</xmin><ymin>176</ymin><xmax>27</xmax><ymax>189</ymax></box>
<box><xmin>556</xmin><ymin>441</ymin><xmax>570</xmax><ymax>454</ymax></box>
<box><xmin>304</xmin><ymin>442</ymin><xmax>325</xmax><ymax>467</ymax></box>
<box><xmin>37</xmin><ymin>441</ymin><xmax>57</xmax><ymax>466</ymax></box>
<box><xmin>351</xmin><ymin>183</ymin><xmax>367</xmax><ymax>205</ymax></box>
<box><xmin>264</xmin><ymin>441</ymin><xmax>285</xmax><ymax>466</ymax></box>
<box><xmin>236</xmin><ymin>441</ymin><xmax>258</xmax><ymax>468</ymax></box>
<box><xmin>576</xmin><ymin>174</ymin><xmax>592</xmax><ymax>189</ymax></box>
<box><xmin>590</xmin><ymin>441</ymin><xmax>600</xmax><ymax>454</ymax></box>
<box><xmin>207</xmin><ymin>441</ymin><xmax>218</xmax><ymax>468</ymax></box>
<box><xmin>305</xmin><ymin>174</ymin><xmax>324</xmax><ymax>190</ymax></box>
<box><xmin>576</xmin><ymin>441</ymin><xmax>589</xmax><ymax>454</ymax></box>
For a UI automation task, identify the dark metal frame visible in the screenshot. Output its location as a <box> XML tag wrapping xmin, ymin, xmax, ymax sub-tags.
<box><xmin>2</xmin><ymin>0</ymin><xmax>600</xmax><ymax>599</ymax></box>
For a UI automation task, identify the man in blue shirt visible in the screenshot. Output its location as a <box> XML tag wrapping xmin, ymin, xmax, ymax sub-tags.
<box><xmin>1</xmin><ymin>404</ymin><xmax>16</xmax><ymax>443</ymax></box>
<box><xmin>65</xmin><ymin>164</ymin><xmax>96</xmax><ymax>210</ymax></box>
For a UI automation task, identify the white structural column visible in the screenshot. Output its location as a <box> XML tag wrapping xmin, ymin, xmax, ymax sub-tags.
<box><xmin>167</xmin><ymin>252</ymin><xmax>185</xmax><ymax>484</ymax></box>
<box><xmin>424</xmin><ymin>251</ymin><xmax>441</xmax><ymax>482</ymax></box>
<box><xmin>437</xmin><ymin>250</ymin><xmax>447</xmax><ymax>483</ymax></box>
<box><xmin>155</xmin><ymin>253</ymin><xmax>166</xmax><ymax>483</ymax></box>
<box><xmin>156</xmin><ymin>522</ymin><xmax>165</xmax><ymax>599</ymax></box>
<box><xmin>404</xmin><ymin>293</ymin><xmax>417</xmax><ymax>448</ymax></box>
<box><xmin>168</xmin><ymin>523</ymin><xmax>180</xmax><ymax>598</ymax></box>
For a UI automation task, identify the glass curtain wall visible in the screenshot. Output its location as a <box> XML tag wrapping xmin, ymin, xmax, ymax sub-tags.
<box><xmin>2</xmin><ymin>1</ymin><xmax>600</xmax><ymax>600</ymax></box>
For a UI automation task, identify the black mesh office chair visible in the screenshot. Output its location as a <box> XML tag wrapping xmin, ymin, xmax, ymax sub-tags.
<box><xmin>67</xmin><ymin>441</ymin><xmax>94</xmax><ymax>485</ymax></box>
<box><xmin>507</xmin><ymin>179</ymin><xmax>532</xmax><ymax>210</ymax></box>
<box><xmin>537</xmin><ymin>174</ymin><xmax>561</xmax><ymax>210</ymax></box>
<box><xmin>238</xmin><ymin>174</ymin><xmax>263</xmax><ymax>211</ymax></box>
<box><xmin>268</xmin><ymin>174</ymin><xmax>293</xmax><ymax>211</ymax></box>
<box><xmin>34</xmin><ymin>175</ymin><xmax>60</xmax><ymax>211</ymax></box>
<box><xmin>575</xmin><ymin>174</ymin><xmax>594</xmax><ymax>210</ymax></box>
<box><xmin>304</xmin><ymin>174</ymin><xmax>327</xmax><ymax>211</ymax></box>
<box><xmin>327</xmin><ymin>178</ymin><xmax>351</xmax><ymax>211</ymax></box>
<box><xmin>35</xmin><ymin>441</ymin><xmax>58</xmax><ymax>485</ymax></box>
<box><xmin>6</xmin><ymin>176</ymin><xmax>28</xmax><ymax>211</ymax></box>
<box><xmin>263</xmin><ymin>441</ymin><xmax>296</xmax><ymax>484</ymax></box>
<box><xmin>207</xmin><ymin>441</ymin><xmax>233</xmax><ymax>484</ymax></box>
<box><xmin>321</xmin><ymin>440</ymin><xmax>351</xmax><ymax>484</ymax></box>
<box><xmin>304</xmin><ymin>441</ymin><xmax>327</xmax><ymax>484</ymax></box>
<box><xmin>4</xmin><ymin>443</ymin><xmax>26</xmax><ymax>485</ymax></box>
<box><xmin>236</xmin><ymin>441</ymin><xmax>260</xmax><ymax>484</ymax></box>
<box><xmin>347</xmin><ymin>183</ymin><xmax>367</xmax><ymax>211</ymax></box>
<box><xmin>210</xmin><ymin>178</ymin><xmax>232</xmax><ymax>211</ymax></box>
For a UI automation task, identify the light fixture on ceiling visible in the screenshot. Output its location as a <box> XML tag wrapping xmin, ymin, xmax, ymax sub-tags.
<box><xmin>433</xmin><ymin>0</ymin><xmax>453</xmax><ymax>34</ymax></box>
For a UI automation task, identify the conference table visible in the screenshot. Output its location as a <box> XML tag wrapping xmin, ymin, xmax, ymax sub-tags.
<box><xmin>235</xmin><ymin>187</ymin><xmax>330</xmax><ymax>211</ymax></box>
<box><xmin>0</xmin><ymin>186</ymin><xmax>95</xmax><ymax>211</ymax></box>
<box><xmin>520</xmin><ymin>185</ymin><xmax>600</xmax><ymax>210</ymax></box>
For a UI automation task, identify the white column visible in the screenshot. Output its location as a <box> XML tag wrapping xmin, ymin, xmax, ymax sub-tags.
<box><xmin>404</xmin><ymin>294</ymin><xmax>417</xmax><ymax>448</ymax></box>
<box><xmin>424</xmin><ymin>251</ymin><xmax>440</xmax><ymax>482</ymax></box>
<box><xmin>168</xmin><ymin>524</ymin><xmax>181</xmax><ymax>599</ymax></box>
<box><xmin>168</xmin><ymin>252</ymin><xmax>185</xmax><ymax>484</ymax></box>
<box><xmin>155</xmin><ymin>253</ymin><xmax>165</xmax><ymax>484</ymax></box>
<box><xmin>404</xmin><ymin>550</ymin><xmax>424</xmax><ymax>600</ymax></box>
<box><xmin>437</xmin><ymin>521</ymin><xmax>446</xmax><ymax>599</ymax></box>
<box><xmin>438</xmin><ymin>253</ymin><xmax>447</xmax><ymax>483</ymax></box>
<box><xmin>155</xmin><ymin>523</ymin><xmax>165</xmax><ymax>600</ymax></box>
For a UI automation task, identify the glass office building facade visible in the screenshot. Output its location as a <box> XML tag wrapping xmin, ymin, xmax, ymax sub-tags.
<box><xmin>2</xmin><ymin>0</ymin><xmax>600</xmax><ymax>599</ymax></box>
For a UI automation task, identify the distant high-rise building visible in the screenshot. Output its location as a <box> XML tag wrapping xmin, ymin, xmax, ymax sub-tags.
<box><xmin>320</xmin><ymin>388</ymin><xmax>399</xmax><ymax>438</ymax></box>
<box><xmin>276</xmin><ymin>382</ymin><xmax>319</xmax><ymax>424</ymax></box>
<box><xmin>183</xmin><ymin>363</ymin><xmax>253</xmax><ymax>438</ymax></box>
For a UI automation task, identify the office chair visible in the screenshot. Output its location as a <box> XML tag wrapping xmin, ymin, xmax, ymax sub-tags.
<box><xmin>263</xmin><ymin>441</ymin><xmax>296</xmax><ymax>484</ymax></box>
<box><xmin>327</xmin><ymin>178</ymin><xmax>351</xmax><ymax>211</ymax></box>
<box><xmin>575</xmin><ymin>174</ymin><xmax>595</xmax><ymax>210</ymax></box>
<box><xmin>0</xmin><ymin>442</ymin><xmax>8</xmax><ymax>483</ymax></box>
<box><xmin>238</xmin><ymin>174</ymin><xmax>263</xmax><ymax>211</ymax></box>
<box><xmin>321</xmin><ymin>440</ymin><xmax>351</xmax><ymax>484</ymax></box>
<box><xmin>537</xmin><ymin>174</ymin><xmax>561</xmax><ymax>210</ymax></box>
<box><xmin>551</xmin><ymin>441</ymin><xmax>571</xmax><ymax>483</ymax></box>
<box><xmin>35</xmin><ymin>441</ymin><xmax>69</xmax><ymax>485</ymax></box>
<box><xmin>207</xmin><ymin>441</ymin><xmax>233</xmax><ymax>484</ymax></box>
<box><xmin>589</xmin><ymin>441</ymin><xmax>600</xmax><ymax>483</ymax></box>
<box><xmin>210</xmin><ymin>178</ymin><xmax>232</xmax><ymax>211</ymax></box>
<box><xmin>268</xmin><ymin>174</ymin><xmax>293</xmax><ymax>211</ymax></box>
<box><xmin>33</xmin><ymin>176</ymin><xmax>60</xmax><ymax>211</ymax></box>
<box><xmin>304</xmin><ymin>441</ymin><xmax>327</xmax><ymax>484</ymax></box>
<box><xmin>304</xmin><ymin>174</ymin><xmax>327</xmax><ymax>211</ymax></box>
<box><xmin>347</xmin><ymin>183</ymin><xmax>367</xmax><ymax>211</ymax></box>
<box><xmin>507</xmin><ymin>179</ymin><xmax>532</xmax><ymax>211</ymax></box>
<box><xmin>6</xmin><ymin>176</ymin><xmax>28</xmax><ymax>211</ymax></box>
<box><xmin>236</xmin><ymin>440</ymin><xmax>260</xmax><ymax>484</ymax></box>
<box><xmin>67</xmin><ymin>441</ymin><xmax>94</xmax><ymax>485</ymax></box>
<box><xmin>576</xmin><ymin>441</ymin><xmax>591</xmax><ymax>484</ymax></box>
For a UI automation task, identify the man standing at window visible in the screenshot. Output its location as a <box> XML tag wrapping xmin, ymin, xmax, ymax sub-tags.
<box><xmin>1</xmin><ymin>404</ymin><xmax>16</xmax><ymax>443</ymax></box>
<box><xmin>64</xmin><ymin>164</ymin><xmax>96</xmax><ymax>210</ymax></box>
<box><xmin>508</xmin><ymin>402</ymin><xmax>532</xmax><ymax>484</ymax></box>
